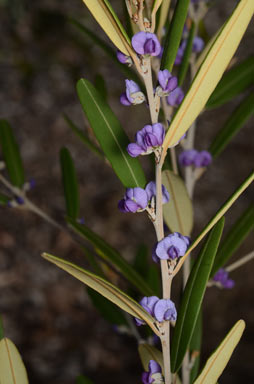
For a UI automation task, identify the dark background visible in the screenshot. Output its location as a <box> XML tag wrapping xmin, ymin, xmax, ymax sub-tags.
<box><xmin>0</xmin><ymin>0</ymin><xmax>253</xmax><ymax>383</ymax></box>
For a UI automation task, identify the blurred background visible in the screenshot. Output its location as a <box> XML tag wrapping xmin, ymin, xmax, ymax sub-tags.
<box><xmin>0</xmin><ymin>0</ymin><xmax>253</xmax><ymax>383</ymax></box>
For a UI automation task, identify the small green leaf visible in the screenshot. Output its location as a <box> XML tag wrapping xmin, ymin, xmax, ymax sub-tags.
<box><xmin>76</xmin><ymin>375</ymin><xmax>94</xmax><ymax>384</ymax></box>
<box><xmin>206</xmin><ymin>56</ymin><xmax>254</xmax><ymax>108</ymax></box>
<box><xmin>161</xmin><ymin>0</ymin><xmax>190</xmax><ymax>72</ymax></box>
<box><xmin>171</xmin><ymin>218</ymin><xmax>225</xmax><ymax>372</ymax></box>
<box><xmin>162</xmin><ymin>170</ymin><xmax>193</xmax><ymax>236</ymax></box>
<box><xmin>194</xmin><ymin>320</ymin><xmax>245</xmax><ymax>384</ymax></box>
<box><xmin>138</xmin><ymin>343</ymin><xmax>164</xmax><ymax>375</ymax></box>
<box><xmin>178</xmin><ymin>22</ymin><xmax>195</xmax><ymax>86</ymax></box>
<box><xmin>60</xmin><ymin>147</ymin><xmax>80</xmax><ymax>219</ymax></box>
<box><xmin>209</xmin><ymin>92</ymin><xmax>254</xmax><ymax>158</ymax></box>
<box><xmin>63</xmin><ymin>114</ymin><xmax>104</xmax><ymax>158</ymax></box>
<box><xmin>0</xmin><ymin>193</ymin><xmax>9</xmax><ymax>206</ymax></box>
<box><xmin>0</xmin><ymin>120</ymin><xmax>25</xmax><ymax>188</ymax></box>
<box><xmin>0</xmin><ymin>338</ymin><xmax>29</xmax><ymax>384</ymax></box>
<box><xmin>77</xmin><ymin>78</ymin><xmax>146</xmax><ymax>188</ymax></box>
<box><xmin>67</xmin><ymin>218</ymin><xmax>154</xmax><ymax>296</ymax></box>
<box><xmin>42</xmin><ymin>253</ymin><xmax>159</xmax><ymax>335</ymax></box>
<box><xmin>190</xmin><ymin>310</ymin><xmax>202</xmax><ymax>383</ymax></box>
<box><xmin>211</xmin><ymin>204</ymin><xmax>254</xmax><ymax>276</ymax></box>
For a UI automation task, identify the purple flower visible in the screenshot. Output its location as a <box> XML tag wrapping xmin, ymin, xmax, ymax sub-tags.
<box><xmin>154</xmin><ymin>232</ymin><xmax>189</xmax><ymax>262</ymax></box>
<box><xmin>116</xmin><ymin>50</ymin><xmax>133</xmax><ymax>66</ymax></box>
<box><xmin>135</xmin><ymin>296</ymin><xmax>159</xmax><ymax>326</ymax></box>
<box><xmin>142</xmin><ymin>360</ymin><xmax>162</xmax><ymax>384</ymax></box>
<box><xmin>213</xmin><ymin>268</ymin><xmax>235</xmax><ymax>289</ymax></box>
<box><xmin>118</xmin><ymin>187</ymin><xmax>148</xmax><ymax>213</ymax></box>
<box><xmin>154</xmin><ymin>299</ymin><xmax>177</xmax><ymax>322</ymax></box>
<box><xmin>179</xmin><ymin>149</ymin><xmax>199</xmax><ymax>166</ymax></box>
<box><xmin>158</xmin><ymin>70</ymin><xmax>178</xmax><ymax>94</ymax></box>
<box><xmin>175</xmin><ymin>40</ymin><xmax>187</xmax><ymax>65</ymax></box>
<box><xmin>193</xmin><ymin>36</ymin><xmax>205</xmax><ymax>53</ymax></box>
<box><xmin>120</xmin><ymin>79</ymin><xmax>145</xmax><ymax>106</ymax></box>
<box><xmin>132</xmin><ymin>32</ymin><xmax>161</xmax><ymax>56</ymax></box>
<box><xmin>127</xmin><ymin>123</ymin><xmax>165</xmax><ymax>157</ymax></box>
<box><xmin>193</xmin><ymin>150</ymin><xmax>212</xmax><ymax>167</ymax></box>
<box><xmin>167</xmin><ymin>87</ymin><xmax>184</xmax><ymax>107</ymax></box>
<box><xmin>145</xmin><ymin>181</ymin><xmax>170</xmax><ymax>204</ymax></box>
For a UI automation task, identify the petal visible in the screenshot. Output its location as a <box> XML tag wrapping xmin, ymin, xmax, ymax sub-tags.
<box><xmin>120</xmin><ymin>92</ymin><xmax>131</xmax><ymax>106</ymax></box>
<box><xmin>133</xmin><ymin>187</ymin><xmax>148</xmax><ymax>209</ymax></box>
<box><xmin>132</xmin><ymin>31</ymin><xmax>147</xmax><ymax>54</ymax></box>
<box><xmin>145</xmin><ymin>181</ymin><xmax>156</xmax><ymax>201</ymax></box>
<box><xmin>124</xmin><ymin>199</ymin><xmax>139</xmax><ymax>212</ymax></box>
<box><xmin>127</xmin><ymin>143</ymin><xmax>144</xmax><ymax>157</ymax></box>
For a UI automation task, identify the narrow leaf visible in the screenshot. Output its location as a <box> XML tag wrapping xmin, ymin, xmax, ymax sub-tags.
<box><xmin>211</xmin><ymin>204</ymin><xmax>254</xmax><ymax>276</ymax></box>
<box><xmin>138</xmin><ymin>344</ymin><xmax>164</xmax><ymax>375</ymax></box>
<box><xmin>77</xmin><ymin>78</ymin><xmax>146</xmax><ymax>188</ymax></box>
<box><xmin>0</xmin><ymin>120</ymin><xmax>25</xmax><ymax>188</ymax></box>
<box><xmin>63</xmin><ymin>114</ymin><xmax>104</xmax><ymax>158</ymax></box>
<box><xmin>0</xmin><ymin>338</ymin><xmax>29</xmax><ymax>384</ymax></box>
<box><xmin>81</xmin><ymin>0</ymin><xmax>131</xmax><ymax>55</ymax></box>
<box><xmin>60</xmin><ymin>147</ymin><xmax>80</xmax><ymax>219</ymax></box>
<box><xmin>67</xmin><ymin>218</ymin><xmax>154</xmax><ymax>296</ymax></box>
<box><xmin>161</xmin><ymin>0</ymin><xmax>190</xmax><ymax>72</ymax></box>
<box><xmin>42</xmin><ymin>253</ymin><xmax>159</xmax><ymax>334</ymax></box>
<box><xmin>178</xmin><ymin>22</ymin><xmax>195</xmax><ymax>86</ymax></box>
<box><xmin>171</xmin><ymin>218</ymin><xmax>225</xmax><ymax>372</ymax></box>
<box><xmin>209</xmin><ymin>92</ymin><xmax>254</xmax><ymax>158</ymax></box>
<box><xmin>190</xmin><ymin>310</ymin><xmax>202</xmax><ymax>383</ymax></box>
<box><xmin>206</xmin><ymin>56</ymin><xmax>254</xmax><ymax>108</ymax></box>
<box><xmin>162</xmin><ymin>0</ymin><xmax>254</xmax><ymax>152</ymax></box>
<box><xmin>194</xmin><ymin>320</ymin><xmax>245</xmax><ymax>384</ymax></box>
<box><xmin>162</xmin><ymin>170</ymin><xmax>193</xmax><ymax>236</ymax></box>
<box><xmin>174</xmin><ymin>172</ymin><xmax>254</xmax><ymax>274</ymax></box>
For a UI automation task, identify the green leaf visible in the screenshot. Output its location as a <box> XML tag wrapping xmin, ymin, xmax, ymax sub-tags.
<box><xmin>190</xmin><ymin>310</ymin><xmax>202</xmax><ymax>383</ymax></box>
<box><xmin>162</xmin><ymin>0</ymin><xmax>254</xmax><ymax>152</ymax></box>
<box><xmin>42</xmin><ymin>253</ymin><xmax>159</xmax><ymax>335</ymax></box>
<box><xmin>161</xmin><ymin>0</ymin><xmax>190</xmax><ymax>72</ymax></box>
<box><xmin>171</xmin><ymin>218</ymin><xmax>225</xmax><ymax>372</ymax></box>
<box><xmin>178</xmin><ymin>22</ymin><xmax>195</xmax><ymax>86</ymax></box>
<box><xmin>67</xmin><ymin>218</ymin><xmax>154</xmax><ymax>296</ymax></box>
<box><xmin>77</xmin><ymin>78</ymin><xmax>146</xmax><ymax>188</ymax></box>
<box><xmin>0</xmin><ymin>193</ymin><xmax>9</xmax><ymax>206</ymax></box>
<box><xmin>206</xmin><ymin>56</ymin><xmax>254</xmax><ymax>108</ymax></box>
<box><xmin>209</xmin><ymin>92</ymin><xmax>254</xmax><ymax>158</ymax></box>
<box><xmin>76</xmin><ymin>375</ymin><xmax>94</xmax><ymax>384</ymax></box>
<box><xmin>211</xmin><ymin>204</ymin><xmax>254</xmax><ymax>276</ymax></box>
<box><xmin>138</xmin><ymin>343</ymin><xmax>164</xmax><ymax>375</ymax></box>
<box><xmin>194</xmin><ymin>320</ymin><xmax>245</xmax><ymax>384</ymax></box>
<box><xmin>174</xmin><ymin>172</ymin><xmax>254</xmax><ymax>274</ymax></box>
<box><xmin>0</xmin><ymin>316</ymin><xmax>4</xmax><ymax>341</ymax></box>
<box><xmin>0</xmin><ymin>338</ymin><xmax>29</xmax><ymax>384</ymax></box>
<box><xmin>87</xmin><ymin>287</ymin><xmax>127</xmax><ymax>325</ymax></box>
<box><xmin>60</xmin><ymin>147</ymin><xmax>80</xmax><ymax>219</ymax></box>
<box><xmin>162</xmin><ymin>170</ymin><xmax>193</xmax><ymax>236</ymax></box>
<box><xmin>0</xmin><ymin>120</ymin><xmax>25</xmax><ymax>188</ymax></box>
<box><xmin>63</xmin><ymin>114</ymin><xmax>104</xmax><ymax>158</ymax></box>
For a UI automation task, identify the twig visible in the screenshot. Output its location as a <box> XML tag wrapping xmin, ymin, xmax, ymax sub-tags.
<box><xmin>226</xmin><ymin>251</ymin><xmax>254</xmax><ymax>273</ymax></box>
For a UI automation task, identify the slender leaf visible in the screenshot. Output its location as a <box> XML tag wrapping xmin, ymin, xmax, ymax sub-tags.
<box><xmin>194</xmin><ymin>320</ymin><xmax>245</xmax><ymax>384</ymax></box>
<box><xmin>77</xmin><ymin>78</ymin><xmax>146</xmax><ymax>188</ymax></box>
<box><xmin>0</xmin><ymin>120</ymin><xmax>25</xmax><ymax>187</ymax></box>
<box><xmin>0</xmin><ymin>338</ymin><xmax>29</xmax><ymax>384</ymax></box>
<box><xmin>63</xmin><ymin>114</ymin><xmax>104</xmax><ymax>158</ymax></box>
<box><xmin>0</xmin><ymin>316</ymin><xmax>4</xmax><ymax>340</ymax></box>
<box><xmin>162</xmin><ymin>170</ymin><xmax>193</xmax><ymax>236</ymax></box>
<box><xmin>0</xmin><ymin>193</ymin><xmax>9</xmax><ymax>206</ymax></box>
<box><xmin>60</xmin><ymin>147</ymin><xmax>80</xmax><ymax>219</ymax></box>
<box><xmin>211</xmin><ymin>204</ymin><xmax>254</xmax><ymax>276</ymax></box>
<box><xmin>190</xmin><ymin>310</ymin><xmax>202</xmax><ymax>383</ymax></box>
<box><xmin>209</xmin><ymin>92</ymin><xmax>254</xmax><ymax>158</ymax></box>
<box><xmin>171</xmin><ymin>218</ymin><xmax>225</xmax><ymax>372</ymax></box>
<box><xmin>174</xmin><ymin>172</ymin><xmax>254</xmax><ymax>274</ymax></box>
<box><xmin>162</xmin><ymin>0</ymin><xmax>254</xmax><ymax>152</ymax></box>
<box><xmin>81</xmin><ymin>0</ymin><xmax>131</xmax><ymax>55</ymax></box>
<box><xmin>67</xmin><ymin>218</ymin><xmax>154</xmax><ymax>296</ymax></box>
<box><xmin>138</xmin><ymin>344</ymin><xmax>164</xmax><ymax>375</ymax></box>
<box><xmin>178</xmin><ymin>22</ymin><xmax>195</xmax><ymax>86</ymax></box>
<box><xmin>87</xmin><ymin>287</ymin><xmax>127</xmax><ymax>325</ymax></box>
<box><xmin>206</xmin><ymin>56</ymin><xmax>254</xmax><ymax>108</ymax></box>
<box><xmin>76</xmin><ymin>375</ymin><xmax>94</xmax><ymax>384</ymax></box>
<box><xmin>161</xmin><ymin>0</ymin><xmax>190</xmax><ymax>72</ymax></box>
<box><xmin>42</xmin><ymin>253</ymin><xmax>159</xmax><ymax>335</ymax></box>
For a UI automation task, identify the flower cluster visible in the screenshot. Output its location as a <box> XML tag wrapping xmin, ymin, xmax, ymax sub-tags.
<box><xmin>135</xmin><ymin>296</ymin><xmax>177</xmax><ymax>326</ymax></box>
<box><xmin>118</xmin><ymin>182</ymin><xmax>169</xmax><ymax>213</ymax></box>
<box><xmin>142</xmin><ymin>360</ymin><xmax>163</xmax><ymax>384</ymax></box>
<box><xmin>127</xmin><ymin>123</ymin><xmax>165</xmax><ymax>157</ymax></box>
<box><xmin>120</xmin><ymin>80</ymin><xmax>145</xmax><ymax>106</ymax></box>
<box><xmin>179</xmin><ymin>149</ymin><xmax>212</xmax><ymax>168</ymax></box>
<box><xmin>153</xmin><ymin>232</ymin><xmax>191</xmax><ymax>263</ymax></box>
<box><xmin>212</xmin><ymin>268</ymin><xmax>235</xmax><ymax>289</ymax></box>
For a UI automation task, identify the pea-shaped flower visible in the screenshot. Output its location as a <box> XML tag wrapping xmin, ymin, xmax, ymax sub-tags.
<box><xmin>167</xmin><ymin>87</ymin><xmax>184</xmax><ymax>107</ymax></box>
<box><xmin>142</xmin><ymin>360</ymin><xmax>163</xmax><ymax>384</ymax></box>
<box><xmin>116</xmin><ymin>50</ymin><xmax>133</xmax><ymax>66</ymax></box>
<box><xmin>153</xmin><ymin>232</ymin><xmax>190</xmax><ymax>262</ymax></box>
<box><xmin>179</xmin><ymin>149</ymin><xmax>199</xmax><ymax>166</ymax></box>
<box><xmin>158</xmin><ymin>69</ymin><xmax>178</xmax><ymax>95</ymax></box>
<box><xmin>132</xmin><ymin>32</ymin><xmax>161</xmax><ymax>56</ymax></box>
<box><xmin>145</xmin><ymin>181</ymin><xmax>170</xmax><ymax>204</ymax></box>
<box><xmin>127</xmin><ymin>123</ymin><xmax>165</xmax><ymax>157</ymax></box>
<box><xmin>118</xmin><ymin>187</ymin><xmax>148</xmax><ymax>213</ymax></box>
<box><xmin>135</xmin><ymin>296</ymin><xmax>159</xmax><ymax>326</ymax></box>
<box><xmin>120</xmin><ymin>79</ymin><xmax>145</xmax><ymax>106</ymax></box>
<box><xmin>213</xmin><ymin>268</ymin><xmax>235</xmax><ymax>289</ymax></box>
<box><xmin>153</xmin><ymin>299</ymin><xmax>177</xmax><ymax>322</ymax></box>
<box><xmin>193</xmin><ymin>150</ymin><xmax>212</xmax><ymax>167</ymax></box>
<box><xmin>193</xmin><ymin>36</ymin><xmax>205</xmax><ymax>53</ymax></box>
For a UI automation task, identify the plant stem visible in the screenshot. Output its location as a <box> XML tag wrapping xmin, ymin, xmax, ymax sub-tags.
<box><xmin>226</xmin><ymin>250</ymin><xmax>254</xmax><ymax>273</ymax></box>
